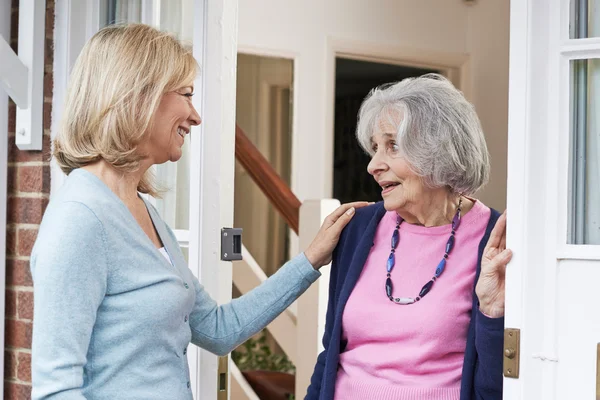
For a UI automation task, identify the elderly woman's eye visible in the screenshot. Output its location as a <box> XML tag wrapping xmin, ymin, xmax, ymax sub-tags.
<box><xmin>389</xmin><ymin>142</ymin><xmax>399</xmax><ymax>152</ymax></box>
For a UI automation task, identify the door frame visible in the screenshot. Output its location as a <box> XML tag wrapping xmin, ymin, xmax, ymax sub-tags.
<box><xmin>324</xmin><ymin>38</ymin><xmax>472</xmax><ymax>198</ymax></box>
<box><xmin>505</xmin><ymin>0</ymin><xmax>600</xmax><ymax>398</ymax></box>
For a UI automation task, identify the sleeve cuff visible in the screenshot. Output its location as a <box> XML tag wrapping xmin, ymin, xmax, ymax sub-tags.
<box><xmin>292</xmin><ymin>253</ymin><xmax>321</xmax><ymax>284</ymax></box>
<box><xmin>477</xmin><ymin>307</ymin><xmax>505</xmax><ymax>331</ymax></box>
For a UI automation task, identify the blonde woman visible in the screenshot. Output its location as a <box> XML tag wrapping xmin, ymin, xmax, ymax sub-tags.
<box><xmin>31</xmin><ymin>24</ymin><xmax>365</xmax><ymax>400</ymax></box>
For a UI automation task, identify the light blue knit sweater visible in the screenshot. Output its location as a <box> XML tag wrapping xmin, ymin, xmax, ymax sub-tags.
<box><xmin>30</xmin><ymin>169</ymin><xmax>320</xmax><ymax>400</ymax></box>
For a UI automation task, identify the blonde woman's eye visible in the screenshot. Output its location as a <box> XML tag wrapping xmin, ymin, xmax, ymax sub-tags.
<box><xmin>184</xmin><ymin>93</ymin><xmax>194</xmax><ymax>98</ymax></box>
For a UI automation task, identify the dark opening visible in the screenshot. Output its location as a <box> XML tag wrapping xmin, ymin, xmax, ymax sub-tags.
<box><xmin>333</xmin><ymin>58</ymin><xmax>439</xmax><ymax>204</ymax></box>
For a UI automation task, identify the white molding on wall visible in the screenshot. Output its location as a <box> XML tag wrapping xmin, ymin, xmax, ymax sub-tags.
<box><xmin>14</xmin><ymin>0</ymin><xmax>45</xmax><ymax>150</ymax></box>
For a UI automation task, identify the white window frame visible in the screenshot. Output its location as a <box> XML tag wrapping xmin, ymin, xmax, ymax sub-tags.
<box><xmin>52</xmin><ymin>1</ymin><xmax>238</xmax><ymax>399</ymax></box>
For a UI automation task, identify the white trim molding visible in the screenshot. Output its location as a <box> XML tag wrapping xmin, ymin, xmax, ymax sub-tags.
<box><xmin>0</xmin><ymin>0</ymin><xmax>46</xmax><ymax>150</ymax></box>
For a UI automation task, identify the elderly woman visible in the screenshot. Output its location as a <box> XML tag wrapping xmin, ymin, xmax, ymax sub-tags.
<box><xmin>306</xmin><ymin>75</ymin><xmax>512</xmax><ymax>400</ymax></box>
<box><xmin>30</xmin><ymin>24</ymin><xmax>367</xmax><ymax>400</ymax></box>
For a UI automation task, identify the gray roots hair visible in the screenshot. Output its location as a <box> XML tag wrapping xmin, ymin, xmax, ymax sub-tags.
<box><xmin>356</xmin><ymin>73</ymin><xmax>490</xmax><ymax>195</ymax></box>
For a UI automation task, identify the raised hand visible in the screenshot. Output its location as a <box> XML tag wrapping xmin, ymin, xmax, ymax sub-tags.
<box><xmin>475</xmin><ymin>211</ymin><xmax>513</xmax><ymax>318</ymax></box>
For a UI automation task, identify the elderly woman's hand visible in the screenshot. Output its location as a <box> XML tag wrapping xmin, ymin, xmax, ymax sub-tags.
<box><xmin>304</xmin><ymin>202</ymin><xmax>371</xmax><ymax>269</ymax></box>
<box><xmin>475</xmin><ymin>211</ymin><xmax>513</xmax><ymax>318</ymax></box>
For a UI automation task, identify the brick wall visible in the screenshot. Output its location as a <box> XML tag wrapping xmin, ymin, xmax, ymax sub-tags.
<box><xmin>5</xmin><ymin>1</ymin><xmax>54</xmax><ymax>399</ymax></box>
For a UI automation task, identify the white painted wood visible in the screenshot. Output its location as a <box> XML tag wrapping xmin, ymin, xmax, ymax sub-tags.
<box><xmin>295</xmin><ymin>199</ymin><xmax>339</xmax><ymax>399</ymax></box>
<box><xmin>234</xmin><ymin>245</ymin><xmax>297</xmax><ymax>363</ymax></box>
<box><xmin>51</xmin><ymin>0</ymin><xmax>99</xmax><ymax>197</ymax></box>
<box><xmin>230</xmin><ymin>363</ymin><xmax>260</xmax><ymax>400</ymax></box>
<box><xmin>0</xmin><ymin>0</ymin><xmax>10</xmax><ymax>394</ymax></box>
<box><xmin>0</xmin><ymin>38</ymin><xmax>28</xmax><ymax>109</ymax></box>
<box><xmin>14</xmin><ymin>0</ymin><xmax>45</xmax><ymax>150</ymax></box>
<box><xmin>189</xmin><ymin>1</ymin><xmax>238</xmax><ymax>398</ymax></box>
<box><xmin>505</xmin><ymin>0</ymin><xmax>600</xmax><ymax>398</ymax></box>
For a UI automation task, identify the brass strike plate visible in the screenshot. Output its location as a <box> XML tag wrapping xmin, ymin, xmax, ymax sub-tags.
<box><xmin>596</xmin><ymin>343</ymin><xmax>600</xmax><ymax>400</ymax></box>
<box><xmin>217</xmin><ymin>355</ymin><xmax>229</xmax><ymax>400</ymax></box>
<box><xmin>503</xmin><ymin>328</ymin><xmax>520</xmax><ymax>378</ymax></box>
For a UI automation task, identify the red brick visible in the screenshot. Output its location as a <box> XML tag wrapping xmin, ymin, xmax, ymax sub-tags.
<box><xmin>18</xmin><ymin>165</ymin><xmax>50</xmax><ymax>193</ymax></box>
<box><xmin>6</xmin><ymin>228</ymin><xmax>16</xmax><ymax>256</ymax></box>
<box><xmin>43</xmin><ymin>100</ymin><xmax>52</xmax><ymax>131</ymax></box>
<box><xmin>16</xmin><ymin>352</ymin><xmax>31</xmax><ymax>382</ymax></box>
<box><xmin>7</xmin><ymin>102</ymin><xmax>15</xmax><ymax>134</ymax></box>
<box><xmin>5</xmin><ymin>290</ymin><xmax>16</xmax><ymax>318</ymax></box>
<box><xmin>7</xmin><ymin>196</ymin><xmax>49</xmax><ymax>225</ymax></box>
<box><xmin>17</xmin><ymin>228</ymin><xmax>38</xmax><ymax>257</ymax></box>
<box><xmin>43</xmin><ymin>69</ymin><xmax>54</xmax><ymax>97</ymax></box>
<box><xmin>8</xmin><ymin>133</ymin><xmax>52</xmax><ymax>163</ymax></box>
<box><xmin>4</xmin><ymin>381</ymin><xmax>32</xmax><ymax>400</ymax></box>
<box><xmin>17</xmin><ymin>291</ymin><xmax>33</xmax><ymax>321</ymax></box>
<box><xmin>7</xmin><ymin>166</ymin><xmax>17</xmax><ymax>194</ymax></box>
<box><xmin>6</xmin><ymin>259</ymin><xmax>33</xmax><ymax>287</ymax></box>
<box><xmin>5</xmin><ymin>320</ymin><xmax>32</xmax><ymax>349</ymax></box>
<box><xmin>4</xmin><ymin>350</ymin><xmax>17</xmax><ymax>380</ymax></box>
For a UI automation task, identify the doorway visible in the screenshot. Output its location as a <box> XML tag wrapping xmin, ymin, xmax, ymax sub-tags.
<box><xmin>333</xmin><ymin>57</ymin><xmax>438</xmax><ymax>203</ymax></box>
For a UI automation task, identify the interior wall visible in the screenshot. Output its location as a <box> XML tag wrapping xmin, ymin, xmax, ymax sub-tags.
<box><xmin>238</xmin><ymin>0</ymin><xmax>510</xmax><ymax>215</ymax></box>
<box><xmin>466</xmin><ymin>1</ymin><xmax>510</xmax><ymax>210</ymax></box>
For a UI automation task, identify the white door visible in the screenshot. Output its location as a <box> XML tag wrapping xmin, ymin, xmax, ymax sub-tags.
<box><xmin>505</xmin><ymin>0</ymin><xmax>600</xmax><ymax>399</ymax></box>
<box><xmin>52</xmin><ymin>1</ymin><xmax>238</xmax><ymax>398</ymax></box>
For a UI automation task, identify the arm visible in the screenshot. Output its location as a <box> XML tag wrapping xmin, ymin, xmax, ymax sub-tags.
<box><xmin>189</xmin><ymin>253</ymin><xmax>319</xmax><ymax>355</ymax></box>
<box><xmin>474</xmin><ymin>211</ymin><xmax>512</xmax><ymax>399</ymax></box>
<box><xmin>30</xmin><ymin>202</ymin><xmax>108</xmax><ymax>400</ymax></box>
<box><xmin>473</xmin><ymin>310</ymin><xmax>504</xmax><ymax>399</ymax></box>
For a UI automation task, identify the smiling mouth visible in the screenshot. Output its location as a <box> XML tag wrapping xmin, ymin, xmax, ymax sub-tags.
<box><xmin>177</xmin><ymin>127</ymin><xmax>187</xmax><ymax>138</ymax></box>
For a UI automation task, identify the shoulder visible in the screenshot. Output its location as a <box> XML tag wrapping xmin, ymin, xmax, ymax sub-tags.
<box><xmin>334</xmin><ymin>202</ymin><xmax>385</xmax><ymax>255</ymax></box>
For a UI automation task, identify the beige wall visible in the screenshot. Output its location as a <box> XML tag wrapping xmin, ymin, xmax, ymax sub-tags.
<box><xmin>238</xmin><ymin>0</ymin><xmax>510</xmax><ymax>214</ymax></box>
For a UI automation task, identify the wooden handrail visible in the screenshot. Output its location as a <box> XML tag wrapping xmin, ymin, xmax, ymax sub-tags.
<box><xmin>235</xmin><ymin>125</ymin><xmax>301</xmax><ymax>234</ymax></box>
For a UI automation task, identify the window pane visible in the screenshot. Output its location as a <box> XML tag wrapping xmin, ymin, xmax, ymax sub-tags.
<box><xmin>99</xmin><ymin>0</ymin><xmax>194</xmax><ymax>230</ymax></box>
<box><xmin>568</xmin><ymin>59</ymin><xmax>600</xmax><ymax>244</ymax></box>
<box><xmin>570</xmin><ymin>0</ymin><xmax>600</xmax><ymax>38</ymax></box>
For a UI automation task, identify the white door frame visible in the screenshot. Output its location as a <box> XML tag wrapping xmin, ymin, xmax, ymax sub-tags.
<box><xmin>190</xmin><ymin>0</ymin><xmax>238</xmax><ymax>398</ymax></box>
<box><xmin>505</xmin><ymin>0</ymin><xmax>600</xmax><ymax>398</ymax></box>
<box><xmin>51</xmin><ymin>1</ymin><xmax>238</xmax><ymax>398</ymax></box>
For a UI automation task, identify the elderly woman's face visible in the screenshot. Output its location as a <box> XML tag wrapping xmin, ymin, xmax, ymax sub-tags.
<box><xmin>141</xmin><ymin>86</ymin><xmax>201</xmax><ymax>164</ymax></box>
<box><xmin>367</xmin><ymin>117</ymin><xmax>425</xmax><ymax>212</ymax></box>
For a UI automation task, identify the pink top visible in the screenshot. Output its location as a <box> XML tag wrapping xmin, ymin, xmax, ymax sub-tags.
<box><xmin>334</xmin><ymin>201</ymin><xmax>491</xmax><ymax>400</ymax></box>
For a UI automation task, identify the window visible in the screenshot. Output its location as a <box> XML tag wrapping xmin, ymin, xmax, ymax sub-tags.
<box><xmin>100</xmin><ymin>0</ymin><xmax>194</xmax><ymax>231</ymax></box>
<box><xmin>567</xmin><ymin>0</ymin><xmax>600</xmax><ymax>244</ymax></box>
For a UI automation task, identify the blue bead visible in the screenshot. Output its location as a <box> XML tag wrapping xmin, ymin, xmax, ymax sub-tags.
<box><xmin>385</xmin><ymin>277</ymin><xmax>393</xmax><ymax>297</ymax></box>
<box><xmin>419</xmin><ymin>280</ymin><xmax>434</xmax><ymax>297</ymax></box>
<box><xmin>446</xmin><ymin>235</ymin><xmax>455</xmax><ymax>253</ymax></box>
<box><xmin>452</xmin><ymin>213</ymin><xmax>461</xmax><ymax>230</ymax></box>
<box><xmin>435</xmin><ymin>258</ymin><xmax>446</xmax><ymax>277</ymax></box>
<box><xmin>387</xmin><ymin>254</ymin><xmax>395</xmax><ymax>272</ymax></box>
<box><xmin>391</xmin><ymin>230</ymin><xmax>399</xmax><ymax>248</ymax></box>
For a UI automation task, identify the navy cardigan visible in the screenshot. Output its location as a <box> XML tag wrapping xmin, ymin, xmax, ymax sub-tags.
<box><xmin>305</xmin><ymin>202</ymin><xmax>504</xmax><ymax>400</ymax></box>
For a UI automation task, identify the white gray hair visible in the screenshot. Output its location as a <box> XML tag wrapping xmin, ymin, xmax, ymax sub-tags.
<box><xmin>356</xmin><ymin>74</ymin><xmax>489</xmax><ymax>195</ymax></box>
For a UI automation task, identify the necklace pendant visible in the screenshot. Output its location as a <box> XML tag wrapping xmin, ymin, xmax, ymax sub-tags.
<box><xmin>393</xmin><ymin>297</ymin><xmax>415</xmax><ymax>305</ymax></box>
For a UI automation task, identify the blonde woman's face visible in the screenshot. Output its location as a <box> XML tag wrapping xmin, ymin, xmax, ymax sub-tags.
<box><xmin>142</xmin><ymin>86</ymin><xmax>201</xmax><ymax>164</ymax></box>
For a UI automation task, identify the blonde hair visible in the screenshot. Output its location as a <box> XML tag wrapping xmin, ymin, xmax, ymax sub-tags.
<box><xmin>53</xmin><ymin>23</ymin><xmax>198</xmax><ymax>196</ymax></box>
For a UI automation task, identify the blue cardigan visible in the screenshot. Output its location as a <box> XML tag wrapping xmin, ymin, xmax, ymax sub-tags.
<box><xmin>305</xmin><ymin>202</ymin><xmax>504</xmax><ymax>400</ymax></box>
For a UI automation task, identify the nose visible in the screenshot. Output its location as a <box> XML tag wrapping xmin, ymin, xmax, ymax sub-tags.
<box><xmin>189</xmin><ymin>103</ymin><xmax>202</xmax><ymax>126</ymax></box>
<box><xmin>367</xmin><ymin>150</ymin><xmax>388</xmax><ymax>176</ymax></box>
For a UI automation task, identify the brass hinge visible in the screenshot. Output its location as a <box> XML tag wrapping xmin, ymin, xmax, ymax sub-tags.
<box><xmin>503</xmin><ymin>328</ymin><xmax>520</xmax><ymax>378</ymax></box>
<box><xmin>217</xmin><ymin>355</ymin><xmax>228</xmax><ymax>400</ymax></box>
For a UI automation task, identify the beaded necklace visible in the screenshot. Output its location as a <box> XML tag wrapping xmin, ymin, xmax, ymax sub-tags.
<box><xmin>385</xmin><ymin>198</ymin><xmax>462</xmax><ymax>304</ymax></box>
